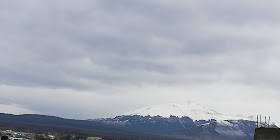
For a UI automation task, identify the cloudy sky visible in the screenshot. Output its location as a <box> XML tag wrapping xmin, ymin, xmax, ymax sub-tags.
<box><xmin>1</xmin><ymin>0</ymin><xmax>280</xmax><ymax>120</ymax></box>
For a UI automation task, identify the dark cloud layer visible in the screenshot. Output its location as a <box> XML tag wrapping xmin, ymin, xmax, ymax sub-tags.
<box><xmin>1</xmin><ymin>0</ymin><xmax>280</xmax><ymax>119</ymax></box>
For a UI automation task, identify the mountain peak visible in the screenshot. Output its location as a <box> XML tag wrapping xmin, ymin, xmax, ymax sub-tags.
<box><xmin>125</xmin><ymin>101</ymin><xmax>248</xmax><ymax>121</ymax></box>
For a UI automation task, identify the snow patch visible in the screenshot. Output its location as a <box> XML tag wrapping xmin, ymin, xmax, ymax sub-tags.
<box><xmin>218</xmin><ymin>120</ymin><xmax>233</xmax><ymax>126</ymax></box>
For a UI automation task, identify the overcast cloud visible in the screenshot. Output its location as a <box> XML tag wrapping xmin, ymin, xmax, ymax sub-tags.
<box><xmin>1</xmin><ymin>0</ymin><xmax>280</xmax><ymax>120</ymax></box>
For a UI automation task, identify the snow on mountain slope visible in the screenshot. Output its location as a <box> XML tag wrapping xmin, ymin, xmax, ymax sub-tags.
<box><xmin>125</xmin><ymin>101</ymin><xmax>250</xmax><ymax>121</ymax></box>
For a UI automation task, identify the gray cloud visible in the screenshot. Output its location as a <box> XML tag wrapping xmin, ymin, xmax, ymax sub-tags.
<box><xmin>1</xmin><ymin>0</ymin><xmax>280</xmax><ymax>119</ymax></box>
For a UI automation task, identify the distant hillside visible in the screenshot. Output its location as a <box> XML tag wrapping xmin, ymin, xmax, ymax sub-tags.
<box><xmin>0</xmin><ymin>113</ymin><xmax>187</xmax><ymax>140</ymax></box>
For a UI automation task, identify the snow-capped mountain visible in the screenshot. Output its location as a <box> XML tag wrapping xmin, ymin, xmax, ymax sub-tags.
<box><xmin>125</xmin><ymin>101</ymin><xmax>250</xmax><ymax>121</ymax></box>
<box><xmin>94</xmin><ymin>101</ymin><xmax>277</xmax><ymax>140</ymax></box>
